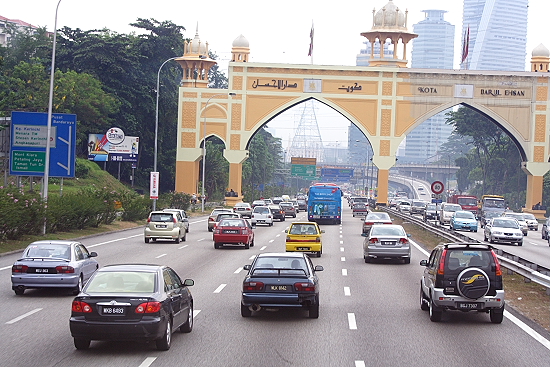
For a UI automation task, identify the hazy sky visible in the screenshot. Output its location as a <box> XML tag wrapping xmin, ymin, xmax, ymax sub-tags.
<box><xmin>3</xmin><ymin>0</ymin><xmax>548</xmax><ymax>148</ymax></box>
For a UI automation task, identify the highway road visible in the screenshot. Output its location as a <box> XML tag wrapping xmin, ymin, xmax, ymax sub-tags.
<box><xmin>1</xmin><ymin>205</ymin><xmax>550</xmax><ymax>366</ymax></box>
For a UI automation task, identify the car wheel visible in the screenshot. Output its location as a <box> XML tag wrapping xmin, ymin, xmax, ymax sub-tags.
<box><xmin>420</xmin><ymin>286</ymin><xmax>429</xmax><ymax>311</ymax></box>
<box><xmin>429</xmin><ymin>298</ymin><xmax>442</xmax><ymax>322</ymax></box>
<box><xmin>244</xmin><ymin>241</ymin><xmax>250</xmax><ymax>249</ymax></box>
<box><xmin>269</xmin><ymin>222</ymin><xmax>273</xmax><ymax>226</ymax></box>
<box><xmin>74</xmin><ymin>338</ymin><xmax>91</xmax><ymax>350</ymax></box>
<box><xmin>364</xmin><ymin>256</ymin><xmax>371</xmax><ymax>263</ymax></box>
<box><xmin>483</xmin><ymin>232</ymin><xmax>488</xmax><ymax>241</ymax></box>
<box><xmin>403</xmin><ymin>257</ymin><xmax>411</xmax><ymax>264</ymax></box>
<box><xmin>317</xmin><ymin>251</ymin><xmax>322</xmax><ymax>258</ymax></box>
<box><xmin>182</xmin><ymin>231</ymin><xmax>186</xmax><ymax>242</ymax></box>
<box><xmin>517</xmin><ymin>241</ymin><xmax>523</xmax><ymax>246</ymax></box>
<box><xmin>490</xmin><ymin>305</ymin><xmax>505</xmax><ymax>324</ymax></box>
<box><xmin>72</xmin><ymin>275</ymin><xmax>83</xmax><ymax>295</ymax></box>
<box><xmin>214</xmin><ymin>242</ymin><xmax>220</xmax><ymax>249</ymax></box>
<box><xmin>489</xmin><ymin>236</ymin><xmax>495</xmax><ymax>244</ymax></box>
<box><xmin>174</xmin><ymin>235</ymin><xmax>180</xmax><ymax>244</ymax></box>
<box><xmin>14</xmin><ymin>287</ymin><xmax>25</xmax><ymax>295</ymax></box>
<box><xmin>208</xmin><ymin>227</ymin><xmax>213</xmax><ymax>232</ymax></box>
<box><xmin>309</xmin><ymin>302</ymin><xmax>319</xmax><ymax>319</ymax></box>
<box><xmin>156</xmin><ymin>318</ymin><xmax>172</xmax><ymax>351</ymax></box>
<box><xmin>145</xmin><ymin>238</ymin><xmax>150</xmax><ymax>243</ymax></box>
<box><xmin>241</xmin><ymin>304</ymin><xmax>252</xmax><ymax>317</ymax></box>
<box><xmin>180</xmin><ymin>304</ymin><xmax>193</xmax><ymax>333</ymax></box>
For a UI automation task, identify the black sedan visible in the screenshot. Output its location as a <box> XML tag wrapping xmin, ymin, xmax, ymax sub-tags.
<box><xmin>70</xmin><ymin>264</ymin><xmax>194</xmax><ymax>351</ymax></box>
<box><xmin>241</xmin><ymin>252</ymin><xmax>323</xmax><ymax>318</ymax></box>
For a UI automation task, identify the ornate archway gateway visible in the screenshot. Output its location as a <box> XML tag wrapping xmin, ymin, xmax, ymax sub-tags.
<box><xmin>174</xmin><ymin>8</ymin><xmax>550</xmax><ymax>210</ymax></box>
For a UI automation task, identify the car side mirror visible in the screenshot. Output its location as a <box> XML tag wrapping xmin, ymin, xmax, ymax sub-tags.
<box><xmin>184</xmin><ymin>279</ymin><xmax>194</xmax><ymax>287</ymax></box>
<box><xmin>361</xmin><ymin>233</ymin><xmax>368</xmax><ymax>237</ymax></box>
<box><xmin>321</xmin><ymin>230</ymin><xmax>325</xmax><ymax>233</ymax></box>
<box><xmin>252</xmin><ymin>225</ymin><xmax>256</xmax><ymax>229</ymax></box>
<box><xmin>182</xmin><ymin>218</ymin><xmax>189</xmax><ymax>222</ymax></box>
<box><xmin>89</xmin><ymin>252</ymin><xmax>98</xmax><ymax>257</ymax></box>
<box><xmin>407</xmin><ymin>234</ymin><xmax>411</xmax><ymax>238</ymax></box>
<box><xmin>284</xmin><ymin>229</ymin><xmax>288</xmax><ymax>233</ymax></box>
<box><xmin>243</xmin><ymin>265</ymin><xmax>251</xmax><ymax>270</ymax></box>
<box><xmin>420</xmin><ymin>260</ymin><xmax>428</xmax><ymax>266</ymax></box>
<box><xmin>314</xmin><ymin>265</ymin><xmax>324</xmax><ymax>272</ymax></box>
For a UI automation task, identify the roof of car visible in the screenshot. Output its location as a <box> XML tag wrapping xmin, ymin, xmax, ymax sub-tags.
<box><xmin>256</xmin><ymin>252</ymin><xmax>308</xmax><ymax>259</ymax></box>
<box><xmin>99</xmin><ymin>264</ymin><xmax>162</xmax><ymax>272</ymax></box>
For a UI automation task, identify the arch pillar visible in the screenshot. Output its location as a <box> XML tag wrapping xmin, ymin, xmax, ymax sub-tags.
<box><xmin>175</xmin><ymin>148</ymin><xmax>203</xmax><ymax>195</ymax></box>
<box><xmin>522</xmin><ymin>162</ymin><xmax>550</xmax><ymax>212</ymax></box>
<box><xmin>372</xmin><ymin>155</ymin><xmax>398</xmax><ymax>206</ymax></box>
<box><xmin>223</xmin><ymin>149</ymin><xmax>249</xmax><ymax>205</ymax></box>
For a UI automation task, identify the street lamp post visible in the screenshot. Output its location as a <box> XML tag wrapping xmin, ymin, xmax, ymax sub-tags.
<box><xmin>42</xmin><ymin>0</ymin><xmax>62</xmax><ymax>234</ymax></box>
<box><xmin>153</xmin><ymin>56</ymin><xmax>179</xmax><ymax>211</ymax></box>
<box><xmin>200</xmin><ymin>93</ymin><xmax>235</xmax><ymax>212</ymax></box>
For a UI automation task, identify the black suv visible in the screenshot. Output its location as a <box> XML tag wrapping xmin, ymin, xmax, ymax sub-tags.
<box><xmin>268</xmin><ymin>204</ymin><xmax>286</xmax><ymax>221</ymax></box>
<box><xmin>420</xmin><ymin>243</ymin><xmax>505</xmax><ymax>323</ymax></box>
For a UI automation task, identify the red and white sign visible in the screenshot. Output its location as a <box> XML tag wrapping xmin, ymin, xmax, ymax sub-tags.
<box><xmin>431</xmin><ymin>181</ymin><xmax>444</xmax><ymax>195</ymax></box>
<box><xmin>150</xmin><ymin>172</ymin><xmax>159</xmax><ymax>199</ymax></box>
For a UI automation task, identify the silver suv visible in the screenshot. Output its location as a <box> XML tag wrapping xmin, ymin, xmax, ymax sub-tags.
<box><xmin>144</xmin><ymin>211</ymin><xmax>187</xmax><ymax>243</ymax></box>
<box><xmin>420</xmin><ymin>243</ymin><xmax>505</xmax><ymax>323</ymax></box>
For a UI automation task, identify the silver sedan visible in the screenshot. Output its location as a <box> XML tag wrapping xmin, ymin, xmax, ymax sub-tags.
<box><xmin>11</xmin><ymin>240</ymin><xmax>99</xmax><ymax>295</ymax></box>
<box><xmin>362</xmin><ymin>224</ymin><xmax>411</xmax><ymax>263</ymax></box>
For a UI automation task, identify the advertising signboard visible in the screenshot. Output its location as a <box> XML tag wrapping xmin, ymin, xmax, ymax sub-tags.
<box><xmin>10</xmin><ymin>111</ymin><xmax>76</xmax><ymax>177</ymax></box>
<box><xmin>150</xmin><ymin>172</ymin><xmax>159</xmax><ymax>199</ymax></box>
<box><xmin>88</xmin><ymin>131</ymin><xmax>139</xmax><ymax>163</ymax></box>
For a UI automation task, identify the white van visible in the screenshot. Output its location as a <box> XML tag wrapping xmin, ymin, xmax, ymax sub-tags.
<box><xmin>439</xmin><ymin>203</ymin><xmax>463</xmax><ymax>225</ymax></box>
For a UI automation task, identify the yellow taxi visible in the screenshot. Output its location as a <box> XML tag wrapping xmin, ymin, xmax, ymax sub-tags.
<box><xmin>285</xmin><ymin>222</ymin><xmax>324</xmax><ymax>257</ymax></box>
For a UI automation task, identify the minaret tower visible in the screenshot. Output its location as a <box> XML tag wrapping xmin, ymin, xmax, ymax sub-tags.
<box><xmin>531</xmin><ymin>44</ymin><xmax>550</xmax><ymax>72</ymax></box>
<box><xmin>231</xmin><ymin>34</ymin><xmax>250</xmax><ymax>62</ymax></box>
<box><xmin>175</xmin><ymin>25</ymin><xmax>217</xmax><ymax>88</ymax></box>
<box><xmin>360</xmin><ymin>0</ymin><xmax>418</xmax><ymax>67</ymax></box>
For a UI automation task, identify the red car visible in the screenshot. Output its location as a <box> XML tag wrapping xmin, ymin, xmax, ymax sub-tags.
<box><xmin>213</xmin><ymin>218</ymin><xmax>255</xmax><ymax>249</ymax></box>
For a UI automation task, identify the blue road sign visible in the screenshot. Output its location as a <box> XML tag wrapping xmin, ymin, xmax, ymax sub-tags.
<box><xmin>10</xmin><ymin>111</ymin><xmax>77</xmax><ymax>178</ymax></box>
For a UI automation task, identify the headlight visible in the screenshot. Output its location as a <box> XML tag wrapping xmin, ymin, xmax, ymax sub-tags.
<box><xmin>493</xmin><ymin>231</ymin><xmax>502</xmax><ymax>235</ymax></box>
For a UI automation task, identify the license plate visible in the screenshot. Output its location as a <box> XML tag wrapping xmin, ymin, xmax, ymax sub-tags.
<box><xmin>102</xmin><ymin>307</ymin><xmax>126</xmax><ymax>315</ymax></box>
<box><xmin>381</xmin><ymin>241</ymin><xmax>395</xmax><ymax>246</ymax></box>
<box><xmin>297</xmin><ymin>247</ymin><xmax>310</xmax><ymax>250</ymax></box>
<box><xmin>269</xmin><ymin>285</ymin><xmax>288</xmax><ymax>291</ymax></box>
<box><xmin>224</xmin><ymin>230</ymin><xmax>238</xmax><ymax>234</ymax></box>
<box><xmin>257</xmin><ymin>220</ymin><xmax>264</xmax><ymax>223</ymax></box>
<box><xmin>457</xmin><ymin>302</ymin><xmax>482</xmax><ymax>310</ymax></box>
<box><xmin>156</xmin><ymin>225</ymin><xmax>167</xmax><ymax>228</ymax></box>
<box><xmin>34</xmin><ymin>268</ymin><xmax>51</xmax><ymax>273</ymax></box>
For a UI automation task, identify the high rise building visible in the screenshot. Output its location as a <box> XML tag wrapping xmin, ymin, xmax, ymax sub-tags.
<box><xmin>400</xmin><ymin>10</ymin><xmax>455</xmax><ymax>163</ymax></box>
<box><xmin>462</xmin><ymin>0</ymin><xmax>528</xmax><ymax>71</ymax></box>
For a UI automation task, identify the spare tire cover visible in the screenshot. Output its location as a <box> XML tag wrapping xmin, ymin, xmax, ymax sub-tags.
<box><xmin>457</xmin><ymin>268</ymin><xmax>490</xmax><ymax>299</ymax></box>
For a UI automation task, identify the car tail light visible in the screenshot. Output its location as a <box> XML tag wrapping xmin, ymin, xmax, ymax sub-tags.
<box><xmin>286</xmin><ymin>236</ymin><xmax>291</xmax><ymax>242</ymax></box>
<box><xmin>399</xmin><ymin>238</ymin><xmax>409</xmax><ymax>244</ymax></box>
<box><xmin>12</xmin><ymin>265</ymin><xmax>28</xmax><ymax>273</ymax></box>
<box><xmin>384</xmin><ymin>222</ymin><xmax>392</xmax><ymax>224</ymax></box>
<box><xmin>438</xmin><ymin>249</ymin><xmax>448</xmax><ymax>275</ymax></box>
<box><xmin>315</xmin><ymin>237</ymin><xmax>321</xmax><ymax>242</ymax></box>
<box><xmin>135</xmin><ymin>302</ymin><xmax>162</xmax><ymax>313</ymax></box>
<box><xmin>243</xmin><ymin>281</ymin><xmax>264</xmax><ymax>291</ymax></box>
<box><xmin>369</xmin><ymin>238</ymin><xmax>378</xmax><ymax>244</ymax></box>
<box><xmin>209</xmin><ymin>217</ymin><xmax>214</xmax><ymax>222</ymax></box>
<box><xmin>147</xmin><ymin>217</ymin><xmax>151</xmax><ymax>223</ymax></box>
<box><xmin>491</xmin><ymin>250</ymin><xmax>502</xmax><ymax>276</ymax></box>
<box><xmin>173</xmin><ymin>217</ymin><xmax>177</xmax><ymax>224</ymax></box>
<box><xmin>365</xmin><ymin>222</ymin><xmax>374</xmax><ymax>225</ymax></box>
<box><xmin>294</xmin><ymin>282</ymin><xmax>315</xmax><ymax>292</ymax></box>
<box><xmin>56</xmin><ymin>266</ymin><xmax>75</xmax><ymax>273</ymax></box>
<box><xmin>72</xmin><ymin>300</ymin><xmax>92</xmax><ymax>313</ymax></box>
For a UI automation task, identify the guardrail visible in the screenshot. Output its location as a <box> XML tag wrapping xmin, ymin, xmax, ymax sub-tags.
<box><xmin>382</xmin><ymin>207</ymin><xmax>550</xmax><ymax>292</ymax></box>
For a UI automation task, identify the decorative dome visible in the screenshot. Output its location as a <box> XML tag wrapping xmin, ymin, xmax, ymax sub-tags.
<box><xmin>232</xmin><ymin>34</ymin><xmax>249</xmax><ymax>48</ymax></box>
<box><xmin>188</xmin><ymin>25</ymin><xmax>207</xmax><ymax>55</ymax></box>
<box><xmin>372</xmin><ymin>0</ymin><xmax>407</xmax><ymax>30</ymax></box>
<box><xmin>532</xmin><ymin>43</ymin><xmax>550</xmax><ymax>58</ymax></box>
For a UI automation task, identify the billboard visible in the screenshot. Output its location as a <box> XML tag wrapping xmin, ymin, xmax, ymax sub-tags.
<box><xmin>88</xmin><ymin>133</ymin><xmax>139</xmax><ymax>163</ymax></box>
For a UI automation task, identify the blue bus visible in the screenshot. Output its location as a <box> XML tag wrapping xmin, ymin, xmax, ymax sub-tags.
<box><xmin>307</xmin><ymin>183</ymin><xmax>343</xmax><ymax>224</ymax></box>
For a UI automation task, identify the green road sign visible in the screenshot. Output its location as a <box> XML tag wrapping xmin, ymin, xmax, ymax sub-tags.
<box><xmin>291</xmin><ymin>164</ymin><xmax>317</xmax><ymax>177</ymax></box>
<box><xmin>11</xmin><ymin>151</ymin><xmax>46</xmax><ymax>173</ymax></box>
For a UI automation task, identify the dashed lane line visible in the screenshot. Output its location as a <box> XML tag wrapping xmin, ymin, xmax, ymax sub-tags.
<box><xmin>355</xmin><ymin>361</ymin><xmax>366</xmax><ymax>367</ymax></box>
<box><xmin>344</xmin><ymin>287</ymin><xmax>351</xmax><ymax>296</ymax></box>
<box><xmin>155</xmin><ymin>254</ymin><xmax>167</xmax><ymax>259</ymax></box>
<box><xmin>213</xmin><ymin>284</ymin><xmax>227</xmax><ymax>293</ymax></box>
<box><xmin>138</xmin><ymin>357</ymin><xmax>157</xmax><ymax>367</ymax></box>
<box><xmin>347</xmin><ymin>313</ymin><xmax>357</xmax><ymax>330</ymax></box>
<box><xmin>178</xmin><ymin>245</ymin><xmax>189</xmax><ymax>249</ymax></box>
<box><xmin>6</xmin><ymin>308</ymin><xmax>43</xmax><ymax>324</ymax></box>
<box><xmin>260</xmin><ymin>246</ymin><xmax>267</xmax><ymax>251</ymax></box>
<box><xmin>341</xmin><ymin>257</ymin><xmax>346</xmax><ymax>262</ymax></box>
<box><xmin>234</xmin><ymin>267</ymin><xmax>243</xmax><ymax>274</ymax></box>
<box><xmin>342</xmin><ymin>269</ymin><xmax>348</xmax><ymax>276</ymax></box>
<box><xmin>87</xmin><ymin>234</ymin><xmax>142</xmax><ymax>248</ymax></box>
<box><xmin>340</xmin><ymin>247</ymin><xmax>345</xmax><ymax>252</ymax></box>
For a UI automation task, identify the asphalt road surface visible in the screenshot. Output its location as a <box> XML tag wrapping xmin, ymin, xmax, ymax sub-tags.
<box><xmin>1</xmin><ymin>205</ymin><xmax>550</xmax><ymax>367</ymax></box>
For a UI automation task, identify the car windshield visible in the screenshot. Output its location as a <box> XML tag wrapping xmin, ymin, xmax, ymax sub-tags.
<box><xmin>506</xmin><ymin>213</ymin><xmax>524</xmax><ymax>220</ymax></box>
<box><xmin>150</xmin><ymin>213</ymin><xmax>174</xmax><ymax>222</ymax></box>
<box><xmin>455</xmin><ymin>212</ymin><xmax>475</xmax><ymax>219</ymax></box>
<box><xmin>493</xmin><ymin>219</ymin><xmax>519</xmax><ymax>228</ymax></box>
<box><xmin>445</xmin><ymin>205</ymin><xmax>461</xmax><ymax>212</ymax></box>
<box><xmin>427</xmin><ymin>205</ymin><xmax>436</xmax><ymax>210</ymax></box>
<box><xmin>289</xmin><ymin>224</ymin><xmax>318</xmax><ymax>235</ymax></box>
<box><xmin>523</xmin><ymin>213</ymin><xmax>536</xmax><ymax>220</ymax></box>
<box><xmin>370</xmin><ymin>226</ymin><xmax>405</xmax><ymax>236</ymax></box>
<box><xmin>86</xmin><ymin>271</ymin><xmax>156</xmax><ymax>293</ymax></box>
<box><xmin>25</xmin><ymin>244</ymin><xmax>71</xmax><ymax>259</ymax></box>
<box><xmin>254</xmin><ymin>207</ymin><xmax>269</xmax><ymax>214</ymax></box>
<box><xmin>366</xmin><ymin>212</ymin><xmax>390</xmax><ymax>220</ymax></box>
<box><xmin>219</xmin><ymin>219</ymin><xmax>246</xmax><ymax>227</ymax></box>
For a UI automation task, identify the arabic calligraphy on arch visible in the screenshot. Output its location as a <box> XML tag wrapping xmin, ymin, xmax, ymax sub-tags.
<box><xmin>338</xmin><ymin>82</ymin><xmax>362</xmax><ymax>93</ymax></box>
<box><xmin>251</xmin><ymin>79</ymin><xmax>298</xmax><ymax>90</ymax></box>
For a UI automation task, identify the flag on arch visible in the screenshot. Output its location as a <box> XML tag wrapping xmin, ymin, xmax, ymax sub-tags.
<box><xmin>461</xmin><ymin>25</ymin><xmax>470</xmax><ymax>64</ymax></box>
<box><xmin>308</xmin><ymin>22</ymin><xmax>314</xmax><ymax>56</ymax></box>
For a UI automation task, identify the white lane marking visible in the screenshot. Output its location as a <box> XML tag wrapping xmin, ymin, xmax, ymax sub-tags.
<box><xmin>0</xmin><ymin>265</ymin><xmax>11</xmax><ymax>271</ymax></box>
<box><xmin>411</xmin><ymin>239</ymin><xmax>550</xmax><ymax>351</ymax></box>
<box><xmin>249</xmin><ymin>255</ymin><xmax>255</xmax><ymax>260</ymax></box>
<box><xmin>530</xmin><ymin>242</ymin><xmax>538</xmax><ymax>246</ymax></box>
<box><xmin>269</xmin><ymin>240</ymin><xmax>274</xmax><ymax>243</ymax></box>
<box><xmin>340</xmin><ymin>230</ymin><xmax>343</xmax><ymax>234</ymax></box>
<box><xmin>197</xmin><ymin>238</ymin><xmax>205</xmax><ymax>242</ymax></box>
<box><xmin>138</xmin><ymin>357</ymin><xmax>157</xmax><ymax>367</ymax></box>
<box><xmin>340</xmin><ymin>247</ymin><xmax>345</xmax><ymax>252</ymax></box>
<box><xmin>344</xmin><ymin>287</ymin><xmax>351</xmax><ymax>296</ymax></box>
<box><xmin>88</xmin><ymin>234</ymin><xmax>141</xmax><ymax>248</ymax></box>
<box><xmin>155</xmin><ymin>254</ymin><xmax>167</xmax><ymax>259</ymax></box>
<box><xmin>260</xmin><ymin>246</ymin><xmax>267</xmax><ymax>251</ymax></box>
<box><xmin>342</xmin><ymin>269</ymin><xmax>348</xmax><ymax>276</ymax></box>
<box><xmin>347</xmin><ymin>313</ymin><xmax>357</xmax><ymax>330</ymax></box>
<box><xmin>234</xmin><ymin>267</ymin><xmax>243</xmax><ymax>274</ymax></box>
<box><xmin>341</xmin><ymin>257</ymin><xmax>346</xmax><ymax>262</ymax></box>
<box><xmin>340</xmin><ymin>240</ymin><xmax>344</xmax><ymax>245</ymax></box>
<box><xmin>339</xmin><ymin>235</ymin><xmax>343</xmax><ymax>238</ymax></box>
<box><xmin>355</xmin><ymin>362</ymin><xmax>366</xmax><ymax>367</ymax></box>
<box><xmin>213</xmin><ymin>284</ymin><xmax>227</xmax><ymax>293</ymax></box>
<box><xmin>6</xmin><ymin>308</ymin><xmax>43</xmax><ymax>324</ymax></box>
<box><xmin>193</xmin><ymin>310</ymin><xmax>201</xmax><ymax>318</ymax></box>
<box><xmin>178</xmin><ymin>245</ymin><xmax>189</xmax><ymax>249</ymax></box>
<box><xmin>276</xmin><ymin>234</ymin><xmax>281</xmax><ymax>237</ymax></box>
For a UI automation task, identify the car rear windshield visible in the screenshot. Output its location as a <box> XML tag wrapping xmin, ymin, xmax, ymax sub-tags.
<box><xmin>370</xmin><ymin>226</ymin><xmax>405</xmax><ymax>236</ymax></box>
<box><xmin>86</xmin><ymin>271</ymin><xmax>156</xmax><ymax>293</ymax></box>
<box><xmin>25</xmin><ymin>244</ymin><xmax>71</xmax><ymax>259</ymax></box>
<box><xmin>366</xmin><ymin>212</ymin><xmax>390</xmax><ymax>220</ymax></box>
<box><xmin>150</xmin><ymin>213</ymin><xmax>174</xmax><ymax>222</ymax></box>
<box><xmin>252</xmin><ymin>257</ymin><xmax>308</xmax><ymax>276</ymax></box>
<box><xmin>289</xmin><ymin>224</ymin><xmax>318</xmax><ymax>234</ymax></box>
<box><xmin>219</xmin><ymin>219</ymin><xmax>246</xmax><ymax>227</ymax></box>
<box><xmin>446</xmin><ymin>250</ymin><xmax>492</xmax><ymax>270</ymax></box>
